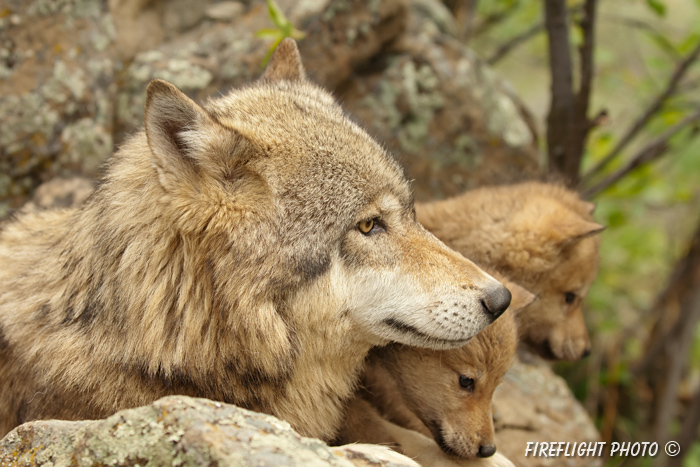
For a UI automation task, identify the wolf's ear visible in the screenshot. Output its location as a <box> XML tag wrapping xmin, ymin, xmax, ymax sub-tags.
<box><xmin>145</xmin><ymin>79</ymin><xmax>208</xmax><ymax>160</ymax></box>
<box><xmin>145</xmin><ymin>79</ymin><xmax>218</xmax><ymax>188</ymax></box>
<box><xmin>261</xmin><ymin>38</ymin><xmax>305</xmax><ymax>82</ymax></box>
<box><xmin>514</xmin><ymin>198</ymin><xmax>604</xmax><ymax>248</ymax></box>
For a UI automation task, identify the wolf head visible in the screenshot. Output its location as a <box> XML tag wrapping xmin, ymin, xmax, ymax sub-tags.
<box><xmin>501</xmin><ymin>188</ymin><xmax>603</xmax><ymax>361</ymax></box>
<box><xmin>142</xmin><ymin>38</ymin><xmax>510</xmax><ymax>352</ymax></box>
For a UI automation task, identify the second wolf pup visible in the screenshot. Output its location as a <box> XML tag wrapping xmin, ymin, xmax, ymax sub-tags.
<box><xmin>417</xmin><ymin>182</ymin><xmax>604</xmax><ymax>361</ymax></box>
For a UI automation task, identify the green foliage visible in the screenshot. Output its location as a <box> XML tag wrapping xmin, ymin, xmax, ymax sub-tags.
<box><xmin>646</xmin><ymin>0</ymin><xmax>667</xmax><ymax>17</ymax></box>
<box><xmin>469</xmin><ymin>0</ymin><xmax>700</xmax><ymax>459</ymax></box>
<box><xmin>685</xmin><ymin>442</ymin><xmax>700</xmax><ymax>467</ymax></box>
<box><xmin>256</xmin><ymin>0</ymin><xmax>305</xmax><ymax>66</ymax></box>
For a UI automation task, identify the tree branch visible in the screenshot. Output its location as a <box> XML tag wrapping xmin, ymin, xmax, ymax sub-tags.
<box><xmin>668</xmin><ymin>387</ymin><xmax>700</xmax><ymax>467</ymax></box>
<box><xmin>568</xmin><ymin>0</ymin><xmax>599</xmax><ymax>181</ymax></box>
<box><xmin>652</xmin><ymin>286</ymin><xmax>700</xmax><ymax>449</ymax></box>
<box><xmin>544</xmin><ymin>0</ymin><xmax>577</xmax><ymax>182</ymax></box>
<box><xmin>582</xmin><ymin>108</ymin><xmax>700</xmax><ymax>198</ymax></box>
<box><xmin>486</xmin><ymin>21</ymin><xmax>544</xmax><ymax>65</ymax></box>
<box><xmin>544</xmin><ymin>0</ymin><xmax>598</xmax><ymax>185</ymax></box>
<box><xmin>576</xmin><ymin>0</ymin><xmax>597</xmax><ymax>129</ymax></box>
<box><xmin>582</xmin><ymin>39</ymin><xmax>700</xmax><ymax>184</ymax></box>
<box><xmin>472</xmin><ymin>2</ymin><xmax>521</xmax><ymax>38</ymax></box>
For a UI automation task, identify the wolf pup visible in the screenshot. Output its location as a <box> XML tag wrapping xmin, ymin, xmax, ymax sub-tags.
<box><xmin>337</xmin><ymin>275</ymin><xmax>532</xmax><ymax>465</ymax></box>
<box><xmin>0</xmin><ymin>39</ymin><xmax>512</xmax><ymax>439</ymax></box>
<box><xmin>417</xmin><ymin>182</ymin><xmax>604</xmax><ymax>360</ymax></box>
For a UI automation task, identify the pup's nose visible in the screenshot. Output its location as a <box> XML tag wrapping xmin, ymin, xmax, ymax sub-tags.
<box><xmin>581</xmin><ymin>347</ymin><xmax>592</xmax><ymax>359</ymax></box>
<box><xmin>481</xmin><ymin>283</ymin><xmax>511</xmax><ymax>319</ymax></box>
<box><xmin>478</xmin><ymin>444</ymin><xmax>497</xmax><ymax>458</ymax></box>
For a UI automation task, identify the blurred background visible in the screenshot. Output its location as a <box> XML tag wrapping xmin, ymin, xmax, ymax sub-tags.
<box><xmin>1</xmin><ymin>0</ymin><xmax>699</xmax><ymax>466</ymax></box>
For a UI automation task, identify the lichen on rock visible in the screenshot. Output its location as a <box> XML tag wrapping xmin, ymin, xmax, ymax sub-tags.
<box><xmin>0</xmin><ymin>396</ymin><xmax>419</xmax><ymax>467</ymax></box>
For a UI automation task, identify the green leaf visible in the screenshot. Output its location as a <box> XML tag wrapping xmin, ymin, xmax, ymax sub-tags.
<box><xmin>255</xmin><ymin>28</ymin><xmax>283</xmax><ymax>39</ymax></box>
<box><xmin>646</xmin><ymin>0</ymin><xmax>667</xmax><ymax>17</ymax></box>
<box><xmin>644</xmin><ymin>30</ymin><xmax>681</xmax><ymax>59</ymax></box>
<box><xmin>266</xmin><ymin>0</ymin><xmax>288</xmax><ymax>29</ymax></box>
<box><xmin>678</xmin><ymin>32</ymin><xmax>700</xmax><ymax>55</ymax></box>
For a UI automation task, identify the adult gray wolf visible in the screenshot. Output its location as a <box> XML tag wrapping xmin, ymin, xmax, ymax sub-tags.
<box><xmin>0</xmin><ymin>39</ymin><xmax>510</xmax><ymax>439</ymax></box>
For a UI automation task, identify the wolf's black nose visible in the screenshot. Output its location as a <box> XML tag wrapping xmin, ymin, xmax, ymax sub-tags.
<box><xmin>481</xmin><ymin>284</ymin><xmax>511</xmax><ymax>319</ymax></box>
<box><xmin>478</xmin><ymin>444</ymin><xmax>497</xmax><ymax>458</ymax></box>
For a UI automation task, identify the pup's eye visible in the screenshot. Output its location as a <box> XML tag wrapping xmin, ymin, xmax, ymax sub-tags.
<box><xmin>564</xmin><ymin>292</ymin><xmax>577</xmax><ymax>304</ymax></box>
<box><xmin>357</xmin><ymin>218</ymin><xmax>385</xmax><ymax>236</ymax></box>
<box><xmin>459</xmin><ymin>375</ymin><xmax>475</xmax><ymax>393</ymax></box>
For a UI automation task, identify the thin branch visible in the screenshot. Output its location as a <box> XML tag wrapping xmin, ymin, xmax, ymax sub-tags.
<box><xmin>462</xmin><ymin>0</ymin><xmax>478</xmax><ymax>46</ymax></box>
<box><xmin>576</xmin><ymin>0</ymin><xmax>597</xmax><ymax>126</ymax></box>
<box><xmin>652</xmin><ymin>287</ymin><xmax>700</xmax><ymax>449</ymax></box>
<box><xmin>633</xmin><ymin>212</ymin><xmax>700</xmax><ymax>376</ymax></box>
<box><xmin>487</xmin><ymin>4</ymin><xmax>585</xmax><ymax>66</ymax></box>
<box><xmin>583</xmin><ymin>108</ymin><xmax>700</xmax><ymax>198</ymax></box>
<box><xmin>486</xmin><ymin>21</ymin><xmax>544</xmax><ymax>65</ymax></box>
<box><xmin>472</xmin><ymin>2</ymin><xmax>521</xmax><ymax>38</ymax></box>
<box><xmin>582</xmin><ymin>40</ymin><xmax>700</xmax><ymax>183</ymax></box>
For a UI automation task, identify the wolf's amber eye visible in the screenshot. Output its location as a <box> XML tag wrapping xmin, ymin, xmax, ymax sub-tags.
<box><xmin>564</xmin><ymin>292</ymin><xmax>577</xmax><ymax>304</ymax></box>
<box><xmin>358</xmin><ymin>219</ymin><xmax>374</xmax><ymax>234</ymax></box>
<box><xmin>358</xmin><ymin>217</ymin><xmax>387</xmax><ymax>236</ymax></box>
<box><xmin>459</xmin><ymin>375</ymin><xmax>475</xmax><ymax>393</ymax></box>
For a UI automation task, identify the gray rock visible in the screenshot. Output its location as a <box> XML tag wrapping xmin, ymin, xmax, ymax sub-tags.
<box><xmin>205</xmin><ymin>1</ymin><xmax>246</xmax><ymax>21</ymax></box>
<box><xmin>340</xmin><ymin>0</ymin><xmax>541</xmax><ymax>201</ymax></box>
<box><xmin>0</xmin><ymin>396</ymin><xmax>419</xmax><ymax>467</ymax></box>
<box><xmin>493</xmin><ymin>354</ymin><xmax>603</xmax><ymax>467</ymax></box>
<box><xmin>0</xmin><ymin>0</ymin><xmax>118</xmax><ymax>218</ymax></box>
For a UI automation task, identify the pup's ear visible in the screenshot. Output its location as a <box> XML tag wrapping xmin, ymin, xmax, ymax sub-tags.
<box><xmin>581</xmin><ymin>200</ymin><xmax>596</xmax><ymax>215</ymax></box>
<box><xmin>513</xmin><ymin>197</ymin><xmax>604</xmax><ymax>248</ymax></box>
<box><xmin>504</xmin><ymin>280</ymin><xmax>537</xmax><ymax>313</ymax></box>
<box><xmin>261</xmin><ymin>38</ymin><xmax>305</xmax><ymax>82</ymax></box>
<box><xmin>555</xmin><ymin>215</ymin><xmax>605</xmax><ymax>246</ymax></box>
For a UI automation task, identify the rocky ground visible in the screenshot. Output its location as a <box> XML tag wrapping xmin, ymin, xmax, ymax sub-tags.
<box><xmin>0</xmin><ymin>396</ymin><xmax>421</xmax><ymax>467</ymax></box>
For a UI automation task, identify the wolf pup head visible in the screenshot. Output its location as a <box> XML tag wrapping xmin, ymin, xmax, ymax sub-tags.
<box><xmin>416</xmin><ymin>182</ymin><xmax>603</xmax><ymax>360</ymax></box>
<box><xmin>377</xmin><ymin>275</ymin><xmax>529</xmax><ymax>459</ymax></box>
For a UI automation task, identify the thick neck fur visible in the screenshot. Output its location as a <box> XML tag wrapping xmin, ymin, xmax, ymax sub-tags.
<box><xmin>0</xmin><ymin>132</ymin><xmax>373</xmax><ymax>439</ymax></box>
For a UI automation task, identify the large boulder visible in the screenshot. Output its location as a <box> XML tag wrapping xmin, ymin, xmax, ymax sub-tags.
<box><xmin>0</xmin><ymin>396</ymin><xmax>418</xmax><ymax>467</ymax></box>
<box><xmin>0</xmin><ymin>0</ymin><xmax>539</xmax><ymax>215</ymax></box>
<box><xmin>493</xmin><ymin>354</ymin><xmax>603</xmax><ymax>467</ymax></box>
<box><xmin>340</xmin><ymin>0</ymin><xmax>540</xmax><ymax>201</ymax></box>
<box><xmin>0</xmin><ymin>0</ymin><xmax>118</xmax><ymax>217</ymax></box>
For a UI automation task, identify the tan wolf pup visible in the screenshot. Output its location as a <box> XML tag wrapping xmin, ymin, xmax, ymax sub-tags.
<box><xmin>0</xmin><ymin>39</ymin><xmax>512</xmax><ymax>439</ymax></box>
<box><xmin>337</xmin><ymin>276</ymin><xmax>533</xmax><ymax>467</ymax></box>
<box><xmin>417</xmin><ymin>182</ymin><xmax>604</xmax><ymax>361</ymax></box>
